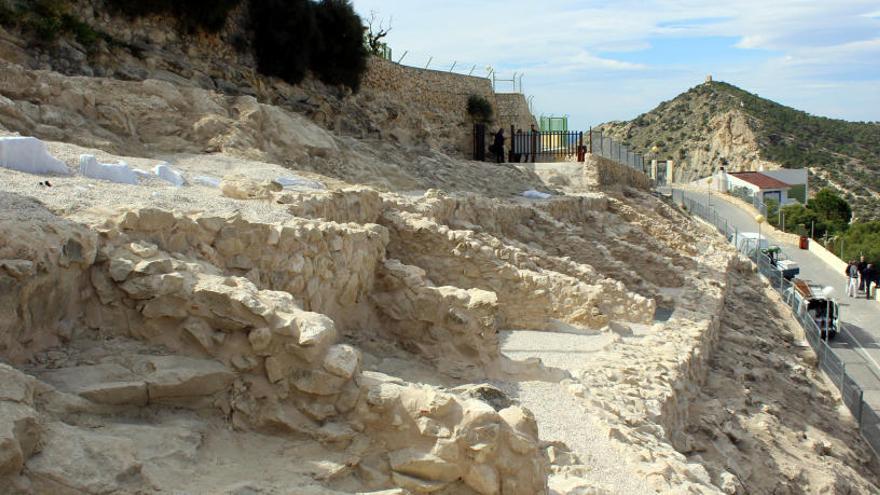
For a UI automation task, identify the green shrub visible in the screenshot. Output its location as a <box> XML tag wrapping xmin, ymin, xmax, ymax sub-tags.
<box><xmin>466</xmin><ymin>95</ymin><xmax>493</xmax><ymax>123</ymax></box>
<box><xmin>250</xmin><ymin>0</ymin><xmax>368</xmax><ymax>91</ymax></box>
<box><xmin>310</xmin><ymin>0</ymin><xmax>368</xmax><ymax>90</ymax></box>
<box><xmin>105</xmin><ymin>0</ymin><xmax>242</xmax><ymax>33</ymax></box>
<box><xmin>250</xmin><ymin>0</ymin><xmax>317</xmax><ymax>85</ymax></box>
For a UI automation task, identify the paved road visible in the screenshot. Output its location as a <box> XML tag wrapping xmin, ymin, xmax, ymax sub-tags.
<box><xmin>676</xmin><ymin>188</ymin><xmax>880</xmax><ymax>407</ymax></box>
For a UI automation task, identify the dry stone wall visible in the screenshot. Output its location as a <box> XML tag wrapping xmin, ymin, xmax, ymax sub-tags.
<box><xmin>496</xmin><ymin>93</ymin><xmax>537</xmax><ymax>133</ymax></box>
<box><xmin>362</xmin><ymin>59</ymin><xmax>537</xmax><ymax>157</ymax></box>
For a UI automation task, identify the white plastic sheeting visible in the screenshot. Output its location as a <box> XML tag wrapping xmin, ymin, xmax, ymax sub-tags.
<box><xmin>275</xmin><ymin>176</ymin><xmax>325</xmax><ymax>190</ymax></box>
<box><xmin>79</xmin><ymin>154</ymin><xmax>138</xmax><ymax>185</ymax></box>
<box><xmin>522</xmin><ymin>189</ymin><xmax>551</xmax><ymax>199</ymax></box>
<box><xmin>193</xmin><ymin>175</ymin><xmax>222</xmax><ymax>188</ymax></box>
<box><xmin>0</xmin><ymin>136</ymin><xmax>70</xmax><ymax>175</ymax></box>
<box><xmin>154</xmin><ymin>162</ymin><xmax>186</xmax><ymax>186</ymax></box>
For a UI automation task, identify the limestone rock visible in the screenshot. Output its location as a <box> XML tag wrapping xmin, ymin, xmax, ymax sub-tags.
<box><xmin>323</xmin><ymin>344</ymin><xmax>360</xmax><ymax>379</ymax></box>
<box><xmin>388</xmin><ymin>448</ymin><xmax>462</xmax><ymax>482</ymax></box>
<box><xmin>464</xmin><ymin>463</ymin><xmax>500</xmax><ymax>495</ymax></box>
<box><xmin>26</xmin><ymin>422</ymin><xmax>145</xmax><ymax>493</ymax></box>
<box><xmin>220</xmin><ymin>174</ymin><xmax>282</xmax><ymax>200</ymax></box>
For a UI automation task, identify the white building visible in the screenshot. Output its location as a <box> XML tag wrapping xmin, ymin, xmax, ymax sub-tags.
<box><xmin>726</xmin><ymin>171</ymin><xmax>794</xmax><ymax>205</ymax></box>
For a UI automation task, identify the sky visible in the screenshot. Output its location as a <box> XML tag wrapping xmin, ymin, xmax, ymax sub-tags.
<box><xmin>351</xmin><ymin>0</ymin><xmax>880</xmax><ymax>129</ymax></box>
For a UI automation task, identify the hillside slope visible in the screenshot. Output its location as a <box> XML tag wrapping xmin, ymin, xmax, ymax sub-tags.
<box><xmin>598</xmin><ymin>81</ymin><xmax>880</xmax><ymax>219</ymax></box>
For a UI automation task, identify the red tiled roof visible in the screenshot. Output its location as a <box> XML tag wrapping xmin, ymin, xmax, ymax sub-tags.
<box><xmin>728</xmin><ymin>172</ymin><xmax>791</xmax><ymax>190</ymax></box>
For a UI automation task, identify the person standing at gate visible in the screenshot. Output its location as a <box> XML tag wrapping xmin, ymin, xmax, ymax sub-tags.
<box><xmin>514</xmin><ymin>129</ymin><xmax>524</xmax><ymax>162</ymax></box>
<box><xmin>492</xmin><ymin>128</ymin><xmax>505</xmax><ymax>163</ymax></box>
<box><xmin>866</xmin><ymin>263</ymin><xmax>878</xmax><ymax>300</ymax></box>
<box><xmin>846</xmin><ymin>259</ymin><xmax>859</xmax><ymax>297</ymax></box>
<box><xmin>858</xmin><ymin>255</ymin><xmax>868</xmax><ymax>292</ymax></box>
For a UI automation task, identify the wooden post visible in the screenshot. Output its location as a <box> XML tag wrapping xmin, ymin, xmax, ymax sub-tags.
<box><xmin>588</xmin><ymin>127</ymin><xmax>593</xmax><ymax>154</ymax></box>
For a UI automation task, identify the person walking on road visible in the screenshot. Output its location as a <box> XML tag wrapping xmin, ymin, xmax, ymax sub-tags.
<box><xmin>858</xmin><ymin>255</ymin><xmax>868</xmax><ymax>292</ymax></box>
<box><xmin>846</xmin><ymin>260</ymin><xmax>860</xmax><ymax>298</ymax></box>
<box><xmin>865</xmin><ymin>263</ymin><xmax>877</xmax><ymax>300</ymax></box>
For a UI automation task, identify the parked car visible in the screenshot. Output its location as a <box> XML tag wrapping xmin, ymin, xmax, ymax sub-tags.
<box><xmin>762</xmin><ymin>246</ymin><xmax>800</xmax><ymax>280</ymax></box>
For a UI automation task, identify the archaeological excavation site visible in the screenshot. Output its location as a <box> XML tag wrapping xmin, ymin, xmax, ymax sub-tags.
<box><xmin>0</xmin><ymin>1</ymin><xmax>879</xmax><ymax>494</ymax></box>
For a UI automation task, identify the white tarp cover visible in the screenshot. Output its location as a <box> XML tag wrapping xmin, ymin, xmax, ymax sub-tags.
<box><xmin>154</xmin><ymin>162</ymin><xmax>186</xmax><ymax>186</ymax></box>
<box><xmin>0</xmin><ymin>136</ymin><xmax>70</xmax><ymax>175</ymax></box>
<box><xmin>275</xmin><ymin>176</ymin><xmax>326</xmax><ymax>190</ymax></box>
<box><xmin>522</xmin><ymin>189</ymin><xmax>551</xmax><ymax>199</ymax></box>
<box><xmin>193</xmin><ymin>175</ymin><xmax>221</xmax><ymax>188</ymax></box>
<box><xmin>79</xmin><ymin>154</ymin><xmax>138</xmax><ymax>185</ymax></box>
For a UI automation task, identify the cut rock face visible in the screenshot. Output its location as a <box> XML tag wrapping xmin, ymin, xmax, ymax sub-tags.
<box><xmin>35</xmin><ymin>355</ymin><xmax>234</xmax><ymax>407</ymax></box>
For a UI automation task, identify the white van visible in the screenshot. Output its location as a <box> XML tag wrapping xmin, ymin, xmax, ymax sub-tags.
<box><xmin>729</xmin><ymin>231</ymin><xmax>770</xmax><ymax>257</ymax></box>
<box><xmin>783</xmin><ymin>278</ymin><xmax>840</xmax><ymax>339</ymax></box>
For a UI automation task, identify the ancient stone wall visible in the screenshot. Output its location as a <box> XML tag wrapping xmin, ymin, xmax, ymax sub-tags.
<box><xmin>362</xmin><ymin>58</ymin><xmax>495</xmax><ymax>157</ymax></box>
<box><xmin>362</xmin><ymin>59</ymin><xmax>536</xmax><ymax>157</ymax></box>
<box><xmin>495</xmin><ymin>93</ymin><xmax>537</xmax><ymax>133</ymax></box>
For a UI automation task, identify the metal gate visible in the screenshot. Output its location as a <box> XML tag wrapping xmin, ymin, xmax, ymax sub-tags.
<box><xmin>655</xmin><ymin>161</ymin><xmax>668</xmax><ymax>186</ymax></box>
<box><xmin>509</xmin><ymin>128</ymin><xmax>585</xmax><ymax>163</ymax></box>
<box><xmin>473</xmin><ymin>124</ymin><xmax>486</xmax><ymax>161</ymax></box>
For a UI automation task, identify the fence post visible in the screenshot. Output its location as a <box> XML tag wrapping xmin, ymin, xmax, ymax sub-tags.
<box><xmin>531</xmin><ymin>130</ymin><xmax>537</xmax><ymax>163</ymax></box>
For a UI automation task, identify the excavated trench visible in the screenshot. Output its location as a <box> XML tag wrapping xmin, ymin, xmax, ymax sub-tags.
<box><xmin>4</xmin><ymin>158</ymin><xmax>874</xmax><ymax>494</ymax></box>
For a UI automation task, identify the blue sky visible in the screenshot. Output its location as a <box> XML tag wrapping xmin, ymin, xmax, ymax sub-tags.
<box><xmin>352</xmin><ymin>0</ymin><xmax>880</xmax><ymax>129</ymax></box>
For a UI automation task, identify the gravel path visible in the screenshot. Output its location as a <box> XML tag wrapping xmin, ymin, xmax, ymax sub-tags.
<box><xmin>498</xmin><ymin>330</ymin><xmax>653</xmax><ymax>494</ymax></box>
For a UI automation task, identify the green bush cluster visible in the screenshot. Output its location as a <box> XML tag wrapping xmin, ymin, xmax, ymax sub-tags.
<box><xmin>251</xmin><ymin>0</ymin><xmax>367</xmax><ymax>90</ymax></box>
<box><xmin>466</xmin><ymin>95</ymin><xmax>494</xmax><ymax>123</ymax></box>
<box><xmin>7</xmin><ymin>0</ymin><xmax>370</xmax><ymax>91</ymax></box>
<box><xmin>772</xmin><ymin>188</ymin><xmax>853</xmax><ymax>240</ymax></box>
<box><xmin>1</xmin><ymin>0</ymin><xmax>101</xmax><ymax>47</ymax></box>
<box><xmin>105</xmin><ymin>0</ymin><xmax>242</xmax><ymax>33</ymax></box>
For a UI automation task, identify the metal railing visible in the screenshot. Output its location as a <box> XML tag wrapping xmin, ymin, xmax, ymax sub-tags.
<box><xmin>670</xmin><ymin>188</ymin><xmax>880</xmax><ymax>457</ymax></box>
<box><xmin>589</xmin><ymin>129</ymin><xmax>645</xmax><ymax>172</ymax></box>
<box><xmin>510</xmin><ymin>130</ymin><xmax>585</xmax><ymax>162</ymax></box>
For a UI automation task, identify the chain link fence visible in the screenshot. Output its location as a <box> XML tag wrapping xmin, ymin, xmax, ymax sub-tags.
<box><xmin>589</xmin><ymin>129</ymin><xmax>645</xmax><ymax>172</ymax></box>
<box><xmin>670</xmin><ymin>188</ymin><xmax>880</xmax><ymax>457</ymax></box>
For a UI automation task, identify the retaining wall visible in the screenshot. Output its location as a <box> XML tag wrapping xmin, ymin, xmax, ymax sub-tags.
<box><xmin>362</xmin><ymin>58</ymin><xmax>536</xmax><ymax>157</ymax></box>
<box><xmin>495</xmin><ymin>93</ymin><xmax>537</xmax><ymax>133</ymax></box>
<box><xmin>588</xmin><ymin>153</ymin><xmax>652</xmax><ymax>190</ymax></box>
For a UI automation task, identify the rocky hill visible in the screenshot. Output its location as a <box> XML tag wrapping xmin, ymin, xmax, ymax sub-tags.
<box><xmin>598</xmin><ymin>80</ymin><xmax>880</xmax><ymax>219</ymax></box>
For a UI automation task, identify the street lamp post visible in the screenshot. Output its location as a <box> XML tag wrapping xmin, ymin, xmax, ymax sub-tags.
<box><xmin>822</xmin><ymin>286</ymin><xmax>835</xmax><ymax>342</ymax></box>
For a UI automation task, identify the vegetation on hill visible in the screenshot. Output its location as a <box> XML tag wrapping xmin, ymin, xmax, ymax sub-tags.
<box><xmin>0</xmin><ymin>0</ymin><xmax>370</xmax><ymax>91</ymax></box>
<box><xmin>105</xmin><ymin>0</ymin><xmax>242</xmax><ymax>33</ymax></box>
<box><xmin>601</xmin><ymin>80</ymin><xmax>880</xmax><ymax>220</ymax></box>
<box><xmin>765</xmin><ymin>188</ymin><xmax>880</xmax><ymax>264</ymax></box>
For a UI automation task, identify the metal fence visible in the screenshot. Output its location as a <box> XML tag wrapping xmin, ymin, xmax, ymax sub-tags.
<box><xmin>589</xmin><ymin>129</ymin><xmax>645</xmax><ymax>172</ymax></box>
<box><xmin>670</xmin><ymin>188</ymin><xmax>880</xmax><ymax>457</ymax></box>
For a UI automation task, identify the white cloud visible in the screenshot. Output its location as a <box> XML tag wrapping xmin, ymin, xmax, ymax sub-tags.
<box><xmin>353</xmin><ymin>0</ymin><xmax>880</xmax><ymax>126</ymax></box>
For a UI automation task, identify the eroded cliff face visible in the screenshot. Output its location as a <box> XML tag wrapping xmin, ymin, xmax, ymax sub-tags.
<box><xmin>601</xmin><ymin>108</ymin><xmax>777</xmax><ymax>183</ymax></box>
